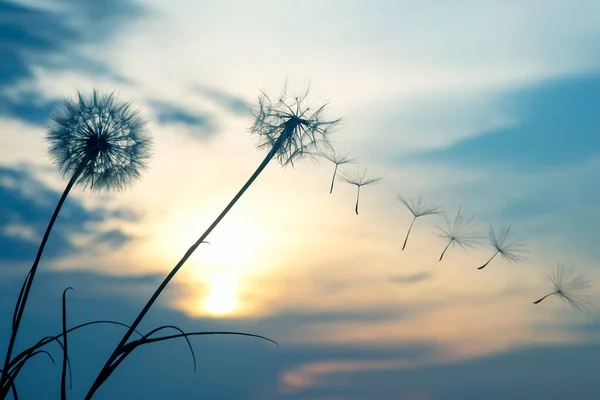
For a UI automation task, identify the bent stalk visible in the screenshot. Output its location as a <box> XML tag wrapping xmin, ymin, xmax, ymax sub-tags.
<box><xmin>85</xmin><ymin>128</ymin><xmax>292</xmax><ymax>399</ymax></box>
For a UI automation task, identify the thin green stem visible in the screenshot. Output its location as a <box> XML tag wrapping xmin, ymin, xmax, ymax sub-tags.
<box><xmin>1</xmin><ymin>163</ymin><xmax>85</xmax><ymax>391</ymax></box>
<box><xmin>85</xmin><ymin>128</ymin><xmax>292</xmax><ymax>399</ymax></box>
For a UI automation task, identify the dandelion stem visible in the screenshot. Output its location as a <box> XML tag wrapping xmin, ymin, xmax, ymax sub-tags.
<box><xmin>85</xmin><ymin>127</ymin><xmax>293</xmax><ymax>400</ymax></box>
<box><xmin>477</xmin><ymin>250</ymin><xmax>499</xmax><ymax>270</ymax></box>
<box><xmin>439</xmin><ymin>238</ymin><xmax>454</xmax><ymax>262</ymax></box>
<box><xmin>329</xmin><ymin>164</ymin><xmax>338</xmax><ymax>194</ymax></box>
<box><xmin>355</xmin><ymin>185</ymin><xmax>361</xmax><ymax>215</ymax></box>
<box><xmin>533</xmin><ymin>291</ymin><xmax>559</xmax><ymax>304</ymax></box>
<box><xmin>0</xmin><ymin>162</ymin><xmax>86</xmax><ymax>390</ymax></box>
<box><xmin>402</xmin><ymin>217</ymin><xmax>416</xmax><ymax>251</ymax></box>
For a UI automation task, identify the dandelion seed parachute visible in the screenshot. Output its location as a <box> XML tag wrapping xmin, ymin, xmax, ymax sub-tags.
<box><xmin>436</xmin><ymin>207</ymin><xmax>479</xmax><ymax>261</ymax></box>
<box><xmin>533</xmin><ymin>263</ymin><xmax>591</xmax><ymax>309</ymax></box>
<box><xmin>397</xmin><ymin>194</ymin><xmax>442</xmax><ymax>251</ymax></box>
<box><xmin>477</xmin><ymin>224</ymin><xmax>527</xmax><ymax>269</ymax></box>
<box><xmin>321</xmin><ymin>149</ymin><xmax>357</xmax><ymax>194</ymax></box>
<box><xmin>339</xmin><ymin>167</ymin><xmax>383</xmax><ymax>215</ymax></box>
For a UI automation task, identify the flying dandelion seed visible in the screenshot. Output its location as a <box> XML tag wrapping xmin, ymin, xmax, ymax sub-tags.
<box><xmin>436</xmin><ymin>207</ymin><xmax>479</xmax><ymax>262</ymax></box>
<box><xmin>397</xmin><ymin>194</ymin><xmax>442</xmax><ymax>251</ymax></box>
<box><xmin>477</xmin><ymin>224</ymin><xmax>527</xmax><ymax>269</ymax></box>
<box><xmin>320</xmin><ymin>148</ymin><xmax>357</xmax><ymax>194</ymax></box>
<box><xmin>533</xmin><ymin>263</ymin><xmax>591</xmax><ymax>309</ymax></box>
<box><xmin>1</xmin><ymin>90</ymin><xmax>152</xmax><ymax>391</ymax></box>
<box><xmin>84</xmin><ymin>84</ymin><xmax>340</xmax><ymax>398</ymax></box>
<box><xmin>339</xmin><ymin>167</ymin><xmax>383</xmax><ymax>215</ymax></box>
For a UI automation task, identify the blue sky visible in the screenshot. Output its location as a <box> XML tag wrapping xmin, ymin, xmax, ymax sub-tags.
<box><xmin>1</xmin><ymin>0</ymin><xmax>600</xmax><ymax>399</ymax></box>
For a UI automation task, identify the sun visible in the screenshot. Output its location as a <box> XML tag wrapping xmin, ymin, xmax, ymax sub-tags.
<box><xmin>202</xmin><ymin>274</ymin><xmax>238</xmax><ymax>315</ymax></box>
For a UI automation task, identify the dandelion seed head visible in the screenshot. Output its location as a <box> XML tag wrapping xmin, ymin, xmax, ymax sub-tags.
<box><xmin>397</xmin><ymin>194</ymin><xmax>442</xmax><ymax>218</ymax></box>
<box><xmin>436</xmin><ymin>207</ymin><xmax>479</xmax><ymax>249</ymax></box>
<box><xmin>550</xmin><ymin>263</ymin><xmax>591</xmax><ymax>310</ymax></box>
<box><xmin>47</xmin><ymin>90</ymin><xmax>152</xmax><ymax>191</ymax></box>
<box><xmin>250</xmin><ymin>85</ymin><xmax>340</xmax><ymax>167</ymax></box>
<box><xmin>487</xmin><ymin>224</ymin><xmax>527</xmax><ymax>263</ymax></box>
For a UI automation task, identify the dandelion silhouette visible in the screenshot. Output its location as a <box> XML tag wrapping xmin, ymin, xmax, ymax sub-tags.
<box><xmin>533</xmin><ymin>263</ymin><xmax>591</xmax><ymax>309</ymax></box>
<box><xmin>0</xmin><ymin>90</ymin><xmax>152</xmax><ymax>391</ymax></box>
<box><xmin>320</xmin><ymin>148</ymin><xmax>357</xmax><ymax>194</ymax></box>
<box><xmin>477</xmin><ymin>224</ymin><xmax>527</xmax><ymax>269</ymax></box>
<box><xmin>84</xmin><ymin>85</ymin><xmax>339</xmax><ymax>398</ymax></box>
<box><xmin>436</xmin><ymin>207</ymin><xmax>479</xmax><ymax>262</ymax></box>
<box><xmin>340</xmin><ymin>167</ymin><xmax>383</xmax><ymax>215</ymax></box>
<box><xmin>397</xmin><ymin>194</ymin><xmax>442</xmax><ymax>251</ymax></box>
<box><xmin>48</xmin><ymin>90</ymin><xmax>152</xmax><ymax>190</ymax></box>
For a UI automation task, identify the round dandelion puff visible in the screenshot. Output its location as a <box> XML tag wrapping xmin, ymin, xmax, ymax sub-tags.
<box><xmin>250</xmin><ymin>85</ymin><xmax>340</xmax><ymax>167</ymax></box>
<box><xmin>47</xmin><ymin>90</ymin><xmax>152</xmax><ymax>191</ymax></box>
<box><xmin>533</xmin><ymin>263</ymin><xmax>591</xmax><ymax>310</ymax></box>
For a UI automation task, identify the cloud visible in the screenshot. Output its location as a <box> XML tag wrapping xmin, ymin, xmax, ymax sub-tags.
<box><xmin>410</xmin><ymin>73</ymin><xmax>600</xmax><ymax>171</ymax></box>
<box><xmin>0</xmin><ymin>0</ymin><xmax>143</xmax><ymax>123</ymax></box>
<box><xmin>388</xmin><ymin>272</ymin><xmax>432</xmax><ymax>285</ymax></box>
<box><xmin>0</xmin><ymin>164</ymin><xmax>136</xmax><ymax>268</ymax></box>
<box><xmin>276</xmin><ymin>342</ymin><xmax>600</xmax><ymax>399</ymax></box>
<box><xmin>194</xmin><ymin>85</ymin><xmax>250</xmax><ymax>116</ymax></box>
<box><xmin>149</xmin><ymin>100</ymin><xmax>216</xmax><ymax>137</ymax></box>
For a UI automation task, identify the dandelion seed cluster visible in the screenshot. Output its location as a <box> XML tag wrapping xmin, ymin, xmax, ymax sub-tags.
<box><xmin>47</xmin><ymin>90</ymin><xmax>152</xmax><ymax>191</ymax></box>
<box><xmin>250</xmin><ymin>88</ymin><xmax>340</xmax><ymax>166</ymax></box>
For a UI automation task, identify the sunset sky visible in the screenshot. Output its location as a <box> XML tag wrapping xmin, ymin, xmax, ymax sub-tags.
<box><xmin>1</xmin><ymin>0</ymin><xmax>600</xmax><ymax>399</ymax></box>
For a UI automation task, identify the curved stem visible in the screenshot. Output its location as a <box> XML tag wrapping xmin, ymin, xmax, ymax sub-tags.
<box><xmin>85</xmin><ymin>129</ymin><xmax>291</xmax><ymax>400</ymax></box>
<box><xmin>1</xmin><ymin>164</ymin><xmax>84</xmax><ymax>390</ymax></box>
<box><xmin>533</xmin><ymin>291</ymin><xmax>558</xmax><ymax>304</ymax></box>
<box><xmin>477</xmin><ymin>250</ymin><xmax>499</xmax><ymax>270</ymax></box>
<box><xmin>439</xmin><ymin>238</ymin><xmax>454</xmax><ymax>262</ymax></box>
<box><xmin>329</xmin><ymin>164</ymin><xmax>338</xmax><ymax>194</ymax></box>
<box><xmin>355</xmin><ymin>185</ymin><xmax>361</xmax><ymax>215</ymax></box>
<box><xmin>401</xmin><ymin>217</ymin><xmax>416</xmax><ymax>251</ymax></box>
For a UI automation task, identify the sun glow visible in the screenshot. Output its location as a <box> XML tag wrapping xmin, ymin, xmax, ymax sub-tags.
<box><xmin>202</xmin><ymin>273</ymin><xmax>238</xmax><ymax>315</ymax></box>
<box><xmin>153</xmin><ymin>208</ymin><xmax>269</xmax><ymax>271</ymax></box>
<box><xmin>150</xmin><ymin>205</ymin><xmax>281</xmax><ymax>318</ymax></box>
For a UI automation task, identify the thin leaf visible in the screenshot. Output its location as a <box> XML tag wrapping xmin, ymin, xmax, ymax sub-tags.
<box><xmin>9</xmin><ymin>320</ymin><xmax>143</xmax><ymax>372</ymax></box>
<box><xmin>143</xmin><ymin>325</ymin><xmax>197</xmax><ymax>373</ymax></box>
<box><xmin>61</xmin><ymin>287</ymin><xmax>73</xmax><ymax>399</ymax></box>
<box><xmin>106</xmin><ymin>331</ymin><xmax>279</xmax><ymax>383</ymax></box>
